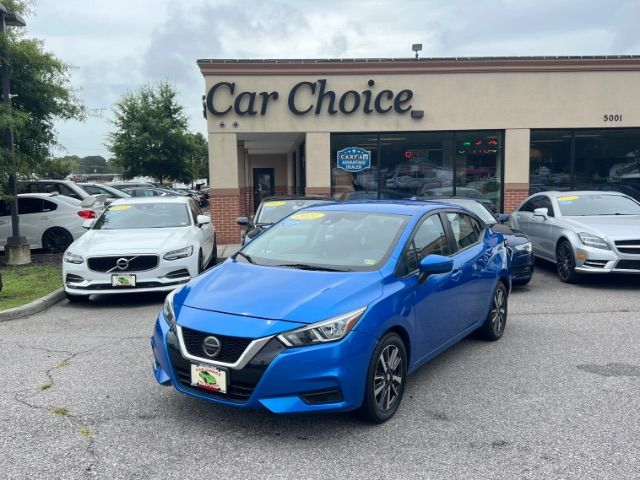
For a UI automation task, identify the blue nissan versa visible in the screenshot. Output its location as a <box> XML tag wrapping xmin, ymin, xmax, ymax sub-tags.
<box><xmin>151</xmin><ymin>201</ymin><xmax>511</xmax><ymax>422</ymax></box>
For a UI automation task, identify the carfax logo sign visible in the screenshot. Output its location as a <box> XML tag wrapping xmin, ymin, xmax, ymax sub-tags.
<box><xmin>337</xmin><ymin>147</ymin><xmax>372</xmax><ymax>172</ymax></box>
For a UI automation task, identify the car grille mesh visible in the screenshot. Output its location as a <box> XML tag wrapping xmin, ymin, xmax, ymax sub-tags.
<box><xmin>87</xmin><ymin>255</ymin><xmax>158</xmax><ymax>272</ymax></box>
<box><xmin>181</xmin><ymin>327</ymin><xmax>253</xmax><ymax>364</ymax></box>
<box><xmin>616</xmin><ymin>259</ymin><xmax>640</xmax><ymax>270</ymax></box>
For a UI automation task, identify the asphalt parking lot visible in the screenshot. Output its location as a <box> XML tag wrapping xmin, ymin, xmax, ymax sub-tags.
<box><xmin>1</xmin><ymin>260</ymin><xmax>639</xmax><ymax>479</ymax></box>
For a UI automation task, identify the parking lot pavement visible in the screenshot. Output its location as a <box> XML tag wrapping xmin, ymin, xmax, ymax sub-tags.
<box><xmin>1</xmin><ymin>261</ymin><xmax>639</xmax><ymax>479</ymax></box>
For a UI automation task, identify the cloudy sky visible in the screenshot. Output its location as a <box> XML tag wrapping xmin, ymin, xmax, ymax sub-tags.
<box><xmin>22</xmin><ymin>0</ymin><xmax>640</xmax><ymax>158</ymax></box>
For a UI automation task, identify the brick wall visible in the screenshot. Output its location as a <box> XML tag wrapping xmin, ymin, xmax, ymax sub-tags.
<box><xmin>504</xmin><ymin>183</ymin><xmax>530</xmax><ymax>213</ymax></box>
<box><xmin>210</xmin><ymin>190</ymin><xmax>243</xmax><ymax>244</ymax></box>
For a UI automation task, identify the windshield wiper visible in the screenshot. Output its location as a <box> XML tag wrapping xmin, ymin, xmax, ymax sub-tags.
<box><xmin>272</xmin><ymin>263</ymin><xmax>352</xmax><ymax>272</ymax></box>
<box><xmin>232</xmin><ymin>250</ymin><xmax>255</xmax><ymax>264</ymax></box>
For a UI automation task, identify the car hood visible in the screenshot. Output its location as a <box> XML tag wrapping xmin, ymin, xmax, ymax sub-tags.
<box><xmin>561</xmin><ymin>215</ymin><xmax>640</xmax><ymax>238</ymax></box>
<box><xmin>71</xmin><ymin>227</ymin><xmax>195</xmax><ymax>254</ymax></box>
<box><xmin>177</xmin><ymin>260</ymin><xmax>383</xmax><ymax>324</ymax></box>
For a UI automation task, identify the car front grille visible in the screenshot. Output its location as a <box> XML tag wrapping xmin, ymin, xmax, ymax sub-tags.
<box><xmin>615</xmin><ymin>240</ymin><xmax>640</xmax><ymax>255</ymax></box>
<box><xmin>181</xmin><ymin>327</ymin><xmax>253</xmax><ymax>364</ymax></box>
<box><xmin>87</xmin><ymin>255</ymin><xmax>159</xmax><ymax>272</ymax></box>
<box><xmin>167</xmin><ymin>341</ymin><xmax>266</xmax><ymax>403</ymax></box>
<box><xmin>616</xmin><ymin>259</ymin><xmax>640</xmax><ymax>270</ymax></box>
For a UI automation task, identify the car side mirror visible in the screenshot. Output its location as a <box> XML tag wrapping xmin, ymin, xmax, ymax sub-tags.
<box><xmin>533</xmin><ymin>207</ymin><xmax>548</xmax><ymax>219</ymax></box>
<box><xmin>196</xmin><ymin>215</ymin><xmax>210</xmax><ymax>226</ymax></box>
<box><xmin>418</xmin><ymin>254</ymin><xmax>453</xmax><ymax>283</ymax></box>
<box><xmin>497</xmin><ymin>213</ymin><xmax>510</xmax><ymax>224</ymax></box>
<box><xmin>236</xmin><ymin>216</ymin><xmax>249</xmax><ymax>226</ymax></box>
<box><xmin>82</xmin><ymin>219</ymin><xmax>94</xmax><ymax>229</ymax></box>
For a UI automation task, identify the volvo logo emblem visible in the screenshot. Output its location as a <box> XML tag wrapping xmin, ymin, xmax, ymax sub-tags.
<box><xmin>116</xmin><ymin>257</ymin><xmax>130</xmax><ymax>271</ymax></box>
<box><xmin>202</xmin><ymin>336</ymin><xmax>222</xmax><ymax>358</ymax></box>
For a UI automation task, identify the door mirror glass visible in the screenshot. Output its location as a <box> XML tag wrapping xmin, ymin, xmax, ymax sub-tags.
<box><xmin>236</xmin><ymin>216</ymin><xmax>249</xmax><ymax>226</ymax></box>
<box><xmin>533</xmin><ymin>207</ymin><xmax>548</xmax><ymax>218</ymax></box>
<box><xmin>418</xmin><ymin>254</ymin><xmax>453</xmax><ymax>276</ymax></box>
<box><xmin>497</xmin><ymin>213</ymin><xmax>510</xmax><ymax>224</ymax></box>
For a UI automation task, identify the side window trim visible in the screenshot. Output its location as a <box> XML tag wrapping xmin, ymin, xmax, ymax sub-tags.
<box><xmin>441</xmin><ymin>209</ymin><xmax>486</xmax><ymax>255</ymax></box>
<box><xmin>395</xmin><ymin>210</ymin><xmax>447</xmax><ymax>279</ymax></box>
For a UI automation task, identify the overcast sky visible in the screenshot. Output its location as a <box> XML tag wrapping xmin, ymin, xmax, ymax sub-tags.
<box><xmin>22</xmin><ymin>0</ymin><xmax>640</xmax><ymax>159</ymax></box>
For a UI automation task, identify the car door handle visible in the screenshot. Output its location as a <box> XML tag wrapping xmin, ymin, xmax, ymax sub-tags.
<box><xmin>451</xmin><ymin>269</ymin><xmax>463</xmax><ymax>281</ymax></box>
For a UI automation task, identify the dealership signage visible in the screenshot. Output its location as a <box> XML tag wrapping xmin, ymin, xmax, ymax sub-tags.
<box><xmin>205</xmin><ymin>79</ymin><xmax>414</xmax><ymax>117</ymax></box>
<box><xmin>337</xmin><ymin>147</ymin><xmax>372</xmax><ymax>172</ymax></box>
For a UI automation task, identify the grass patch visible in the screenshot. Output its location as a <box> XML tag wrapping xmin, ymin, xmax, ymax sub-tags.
<box><xmin>0</xmin><ymin>264</ymin><xmax>61</xmax><ymax>311</ymax></box>
<box><xmin>51</xmin><ymin>406</ymin><xmax>69</xmax><ymax>416</ymax></box>
<box><xmin>57</xmin><ymin>357</ymin><xmax>71</xmax><ymax>369</ymax></box>
<box><xmin>79</xmin><ymin>428</ymin><xmax>92</xmax><ymax>437</ymax></box>
<box><xmin>40</xmin><ymin>383</ymin><xmax>53</xmax><ymax>390</ymax></box>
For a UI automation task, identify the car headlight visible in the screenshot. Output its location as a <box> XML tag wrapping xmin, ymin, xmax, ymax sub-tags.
<box><xmin>277</xmin><ymin>307</ymin><xmax>366</xmax><ymax>347</ymax></box>
<box><xmin>513</xmin><ymin>242</ymin><xmax>532</xmax><ymax>253</ymax></box>
<box><xmin>63</xmin><ymin>251</ymin><xmax>84</xmax><ymax>264</ymax></box>
<box><xmin>163</xmin><ymin>289</ymin><xmax>177</xmax><ymax>329</ymax></box>
<box><xmin>163</xmin><ymin>245</ymin><xmax>193</xmax><ymax>260</ymax></box>
<box><xmin>578</xmin><ymin>233</ymin><xmax>610</xmax><ymax>250</ymax></box>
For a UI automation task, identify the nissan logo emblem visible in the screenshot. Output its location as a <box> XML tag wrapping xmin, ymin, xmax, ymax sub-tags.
<box><xmin>202</xmin><ymin>336</ymin><xmax>222</xmax><ymax>358</ymax></box>
<box><xmin>116</xmin><ymin>257</ymin><xmax>130</xmax><ymax>270</ymax></box>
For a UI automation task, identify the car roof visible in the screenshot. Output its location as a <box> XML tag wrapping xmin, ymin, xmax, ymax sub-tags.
<box><xmin>534</xmin><ymin>190</ymin><xmax>628</xmax><ymax>198</ymax></box>
<box><xmin>261</xmin><ymin>195</ymin><xmax>333</xmax><ymax>201</ymax></box>
<box><xmin>108</xmin><ymin>196</ymin><xmax>189</xmax><ymax>205</ymax></box>
<box><xmin>303</xmin><ymin>199</ymin><xmax>457</xmax><ymax>216</ymax></box>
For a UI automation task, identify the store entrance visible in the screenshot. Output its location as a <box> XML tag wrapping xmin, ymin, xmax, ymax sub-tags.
<box><xmin>253</xmin><ymin>168</ymin><xmax>275</xmax><ymax>211</ymax></box>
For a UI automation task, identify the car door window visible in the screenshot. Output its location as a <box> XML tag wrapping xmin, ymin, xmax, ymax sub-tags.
<box><xmin>398</xmin><ymin>214</ymin><xmax>449</xmax><ymax>276</ymax></box>
<box><xmin>188</xmin><ymin>200</ymin><xmax>202</xmax><ymax>223</ymax></box>
<box><xmin>446</xmin><ymin>213</ymin><xmax>482</xmax><ymax>251</ymax></box>
<box><xmin>18</xmin><ymin>198</ymin><xmax>44</xmax><ymax>214</ymax></box>
<box><xmin>538</xmin><ymin>196</ymin><xmax>555</xmax><ymax>217</ymax></box>
<box><xmin>42</xmin><ymin>200</ymin><xmax>58</xmax><ymax>212</ymax></box>
<box><xmin>519</xmin><ymin>198</ymin><xmax>537</xmax><ymax>212</ymax></box>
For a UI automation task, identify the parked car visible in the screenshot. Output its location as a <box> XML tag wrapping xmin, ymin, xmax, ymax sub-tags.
<box><xmin>0</xmin><ymin>193</ymin><xmax>94</xmax><ymax>252</ymax></box>
<box><xmin>107</xmin><ymin>182</ymin><xmax>155</xmax><ymax>191</ymax></box>
<box><xmin>152</xmin><ymin>200</ymin><xmax>511</xmax><ymax>422</ymax></box>
<box><xmin>175</xmin><ymin>188</ymin><xmax>208</xmax><ymax>207</ymax></box>
<box><xmin>511</xmin><ymin>191</ymin><xmax>640</xmax><ymax>283</ymax></box>
<box><xmin>78</xmin><ymin>183</ymin><xmax>131</xmax><ymax>200</ymax></box>
<box><xmin>17</xmin><ymin>180</ymin><xmax>89</xmax><ymax>200</ymax></box>
<box><xmin>236</xmin><ymin>196</ymin><xmax>333</xmax><ymax>245</ymax></box>
<box><xmin>417</xmin><ymin>197</ymin><xmax>534</xmax><ymax>285</ymax></box>
<box><xmin>120</xmin><ymin>187</ymin><xmax>185</xmax><ymax>198</ymax></box>
<box><xmin>63</xmin><ymin>197</ymin><xmax>216</xmax><ymax>302</ymax></box>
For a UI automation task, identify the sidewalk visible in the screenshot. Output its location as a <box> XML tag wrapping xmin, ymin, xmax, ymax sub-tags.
<box><xmin>216</xmin><ymin>243</ymin><xmax>241</xmax><ymax>260</ymax></box>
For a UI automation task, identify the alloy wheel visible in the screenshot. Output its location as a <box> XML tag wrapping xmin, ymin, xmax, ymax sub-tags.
<box><xmin>43</xmin><ymin>228</ymin><xmax>72</xmax><ymax>253</ymax></box>
<box><xmin>557</xmin><ymin>242</ymin><xmax>574</xmax><ymax>281</ymax></box>
<box><xmin>490</xmin><ymin>287</ymin><xmax>507</xmax><ymax>335</ymax></box>
<box><xmin>373</xmin><ymin>344</ymin><xmax>403</xmax><ymax>412</ymax></box>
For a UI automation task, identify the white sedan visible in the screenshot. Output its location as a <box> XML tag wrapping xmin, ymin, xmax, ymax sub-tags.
<box><xmin>63</xmin><ymin>197</ymin><xmax>216</xmax><ymax>302</ymax></box>
<box><xmin>0</xmin><ymin>193</ymin><xmax>94</xmax><ymax>252</ymax></box>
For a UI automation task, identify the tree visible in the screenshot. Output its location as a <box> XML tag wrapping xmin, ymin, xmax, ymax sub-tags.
<box><xmin>37</xmin><ymin>156</ymin><xmax>76</xmax><ymax>179</ymax></box>
<box><xmin>108</xmin><ymin>83</ymin><xmax>194</xmax><ymax>184</ymax></box>
<box><xmin>0</xmin><ymin>0</ymin><xmax>85</xmax><ymax>195</ymax></box>
<box><xmin>185</xmin><ymin>132</ymin><xmax>208</xmax><ymax>185</ymax></box>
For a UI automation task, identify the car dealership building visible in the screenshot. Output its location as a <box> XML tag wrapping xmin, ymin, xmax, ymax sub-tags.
<box><xmin>198</xmin><ymin>56</ymin><xmax>640</xmax><ymax>243</ymax></box>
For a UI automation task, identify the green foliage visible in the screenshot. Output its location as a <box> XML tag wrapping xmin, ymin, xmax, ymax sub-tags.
<box><xmin>36</xmin><ymin>157</ymin><xmax>76</xmax><ymax>179</ymax></box>
<box><xmin>108</xmin><ymin>83</ymin><xmax>197</xmax><ymax>184</ymax></box>
<box><xmin>0</xmin><ymin>0</ymin><xmax>85</xmax><ymax>195</ymax></box>
<box><xmin>185</xmin><ymin>132</ymin><xmax>209</xmax><ymax>183</ymax></box>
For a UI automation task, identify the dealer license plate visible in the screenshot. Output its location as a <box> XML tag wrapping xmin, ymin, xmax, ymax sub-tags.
<box><xmin>111</xmin><ymin>274</ymin><xmax>136</xmax><ymax>287</ymax></box>
<box><xmin>190</xmin><ymin>364</ymin><xmax>227</xmax><ymax>393</ymax></box>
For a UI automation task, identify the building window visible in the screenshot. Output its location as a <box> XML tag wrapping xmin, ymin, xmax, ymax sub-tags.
<box><xmin>530</xmin><ymin>128</ymin><xmax>640</xmax><ymax>202</ymax></box>
<box><xmin>330</xmin><ymin>130</ymin><xmax>503</xmax><ymax>212</ymax></box>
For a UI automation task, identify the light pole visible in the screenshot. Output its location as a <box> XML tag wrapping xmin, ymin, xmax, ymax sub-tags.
<box><xmin>0</xmin><ymin>3</ymin><xmax>28</xmax><ymax>265</ymax></box>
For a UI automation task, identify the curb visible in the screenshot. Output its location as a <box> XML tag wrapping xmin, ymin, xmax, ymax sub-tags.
<box><xmin>0</xmin><ymin>287</ymin><xmax>66</xmax><ymax>322</ymax></box>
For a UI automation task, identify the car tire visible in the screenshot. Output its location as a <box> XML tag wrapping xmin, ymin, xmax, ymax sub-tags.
<box><xmin>65</xmin><ymin>292</ymin><xmax>90</xmax><ymax>303</ymax></box>
<box><xmin>42</xmin><ymin>227</ymin><xmax>73</xmax><ymax>253</ymax></box>
<box><xmin>359</xmin><ymin>332</ymin><xmax>407</xmax><ymax>424</ymax></box>
<box><xmin>197</xmin><ymin>249</ymin><xmax>204</xmax><ymax>274</ymax></box>
<box><xmin>477</xmin><ymin>282</ymin><xmax>508</xmax><ymax>341</ymax></box>
<box><xmin>556</xmin><ymin>240</ymin><xmax>580</xmax><ymax>284</ymax></box>
<box><xmin>205</xmin><ymin>237</ymin><xmax>218</xmax><ymax>269</ymax></box>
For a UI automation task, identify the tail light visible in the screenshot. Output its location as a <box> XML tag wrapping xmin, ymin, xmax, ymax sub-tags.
<box><xmin>77</xmin><ymin>210</ymin><xmax>96</xmax><ymax>219</ymax></box>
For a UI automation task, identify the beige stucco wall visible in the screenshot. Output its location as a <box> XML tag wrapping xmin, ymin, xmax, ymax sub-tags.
<box><xmin>204</xmin><ymin>71</ymin><xmax>640</xmax><ymax>134</ymax></box>
<box><xmin>248</xmin><ymin>154</ymin><xmax>288</xmax><ymax>189</ymax></box>
<box><xmin>208</xmin><ymin>132</ymin><xmax>239</xmax><ymax>190</ymax></box>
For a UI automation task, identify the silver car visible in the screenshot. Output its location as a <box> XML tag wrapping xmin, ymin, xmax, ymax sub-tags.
<box><xmin>511</xmin><ymin>191</ymin><xmax>640</xmax><ymax>283</ymax></box>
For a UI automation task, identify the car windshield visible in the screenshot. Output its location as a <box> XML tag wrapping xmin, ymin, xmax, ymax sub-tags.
<box><xmin>241</xmin><ymin>210</ymin><xmax>408</xmax><ymax>271</ymax></box>
<box><xmin>439</xmin><ymin>199</ymin><xmax>495</xmax><ymax>224</ymax></box>
<box><xmin>556</xmin><ymin>194</ymin><xmax>640</xmax><ymax>216</ymax></box>
<box><xmin>255</xmin><ymin>199</ymin><xmax>328</xmax><ymax>225</ymax></box>
<box><xmin>92</xmin><ymin>203</ymin><xmax>191</xmax><ymax>229</ymax></box>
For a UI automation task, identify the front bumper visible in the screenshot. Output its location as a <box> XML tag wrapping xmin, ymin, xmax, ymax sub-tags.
<box><xmin>63</xmin><ymin>255</ymin><xmax>197</xmax><ymax>295</ymax></box>
<box><xmin>150</xmin><ymin>312</ymin><xmax>377</xmax><ymax>414</ymax></box>
<box><xmin>573</xmin><ymin>244</ymin><xmax>640</xmax><ymax>274</ymax></box>
<box><xmin>511</xmin><ymin>250</ymin><xmax>534</xmax><ymax>281</ymax></box>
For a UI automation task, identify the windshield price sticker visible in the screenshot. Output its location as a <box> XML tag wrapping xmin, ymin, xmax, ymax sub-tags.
<box><xmin>291</xmin><ymin>212</ymin><xmax>325</xmax><ymax>221</ymax></box>
<box><xmin>557</xmin><ymin>195</ymin><xmax>579</xmax><ymax>202</ymax></box>
<box><xmin>109</xmin><ymin>205</ymin><xmax>131</xmax><ymax>211</ymax></box>
<box><xmin>264</xmin><ymin>201</ymin><xmax>286</xmax><ymax>207</ymax></box>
